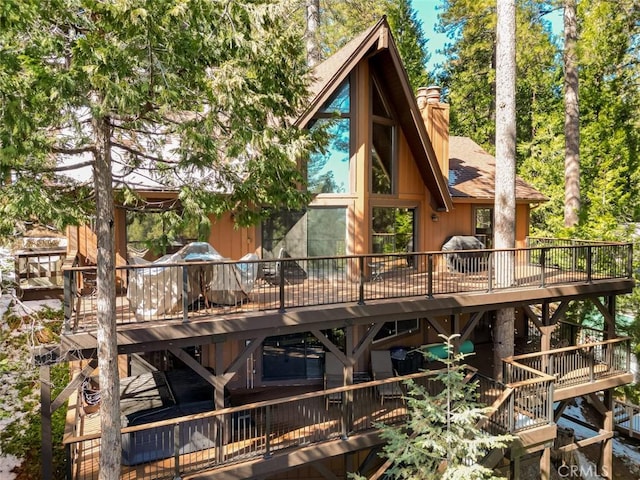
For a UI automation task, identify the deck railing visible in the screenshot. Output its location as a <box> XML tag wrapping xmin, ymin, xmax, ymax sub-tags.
<box><xmin>493</xmin><ymin>362</ymin><xmax>555</xmax><ymax>433</ymax></box>
<box><xmin>505</xmin><ymin>337</ymin><xmax>631</xmax><ymax>391</ymax></box>
<box><xmin>613</xmin><ymin>399</ymin><xmax>640</xmax><ymax>439</ymax></box>
<box><xmin>14</xmin><ymin>247</ymin><xmax>67</xmax><ymax>293</ymax></box>
<box><xmin>65</xmin><ymin>367</ymin><xmax>547</xmax><ymax>480</ymax></box>
<box><xmin>62</xmin><ymin>240</ymin><xmax>632</xmax><ymax>333</ymax></box>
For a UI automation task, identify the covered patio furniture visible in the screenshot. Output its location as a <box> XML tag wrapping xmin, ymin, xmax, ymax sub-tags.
<box><xmin>127</xmin><ymin>242</ymin><xmax>259</xmax><ymax>320</ymax></box>
<box><xmin>441</xmin><ymin>235</ymin><xmax>487</xmax><ymax>273</ymax></box>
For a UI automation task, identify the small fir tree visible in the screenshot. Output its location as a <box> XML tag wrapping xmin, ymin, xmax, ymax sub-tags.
<box><xmin>359</xmin><ymin>335</ymin><xmax>513</xmax><ymax>480</ymax></box>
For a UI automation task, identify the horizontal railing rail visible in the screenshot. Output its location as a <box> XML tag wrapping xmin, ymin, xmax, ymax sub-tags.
<box><xmin>62</xmin><ymin>240</ymin><xmax>633</xmax><ymax>333</ymax></box>
<box><xmin>65</xmin><ymin>367</ymin><xmax>542</xmax><ymax>480</ymax></box>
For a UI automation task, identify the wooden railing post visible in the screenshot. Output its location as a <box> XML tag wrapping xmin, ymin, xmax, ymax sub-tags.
<box><xmin>358</xmin><ymin>256</ymin><xmax>365</xmax><ymax>305</ymax></box>
<box><xmin>508</xmin><ymin>393</ymin><xmax>515</xmax><ymax>432</ymax></box>
<box><xmin>265</xmin><ymin>405</ymin><xmax>272</xmax><ymax>458</ymax></box>
<box><xmin>586</xmin><ymin>246</ymin><xmax>593</xmax><ymax>282</ymax></box>
<box><xmin>182</xmin><ymin>266</ymin><xmax>189</xmax><ymax>323</ymax></box>
<box><xmin>627</xmin><ymin>244</ymin><xmax>634</xmax><ymax>278</ymax></box>
<box><xmin>427</xmin><ymin>254</ymin><xmax>433</xmax><ymax>298</ymax></box>
<box><xmin>63</xmin><ymin>269</ymin><xmax>74</xmax><ymax>334</ymax></box>
<box><xmin>547</xmin><ymin>381</ymin><xmax>554</xmax><ymax>423</ymax></box>
<box><xmin>488</xmin><ymin>252</ymin><xmax>494</xmax><ymax>292</ymax></box>
<box><xmin>174</xmin><ymin>423</ymin><xmax>181</xmax><ymax>478</ymax></box>
<box><xmin>278</xmin><ymin>261</ymin><xmax>286</xmax><ymax>313</ymax></box>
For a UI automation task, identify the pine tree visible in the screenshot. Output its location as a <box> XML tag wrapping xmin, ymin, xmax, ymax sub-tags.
<box><xmin>313</xmin><ymin>0</ymin><xmax>434</xmax><ymax>90</ymax></box>
<box><xmin>358</xmin><ymin>336</ymin><xmax>513</xmax><ymax>480</ymax></box>
<box><xmin>0</xmin><ymin>1</ymin><xmax>320</xmax><ymax>477</ymax></box>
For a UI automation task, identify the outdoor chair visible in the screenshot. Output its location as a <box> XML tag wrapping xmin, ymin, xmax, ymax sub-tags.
<box><xmin>324</xmin><ymin>352</ymin><xmax>344</xmax><ymax>408</ymax></box>
<box><xmin>371</xmin><ymin>350</ymin><xmax>404</xmax><ymax>404</ymax></box>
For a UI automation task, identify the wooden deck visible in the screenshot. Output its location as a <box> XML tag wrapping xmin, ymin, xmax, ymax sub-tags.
<box><xmin>62</xmin><ymin>243</ymin><xmax>633</xmax><ymax>336</ymax></box>
<box><xmin>65</xmin><ymin>366</ymin><xmax>562</xmax><ymax>480</ymax></box>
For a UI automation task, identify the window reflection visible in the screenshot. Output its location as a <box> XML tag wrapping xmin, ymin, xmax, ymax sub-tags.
<box><xmin>308</xmin><ymin>118</ymin><xmax>350</xmax><ymax>194</ymax></box>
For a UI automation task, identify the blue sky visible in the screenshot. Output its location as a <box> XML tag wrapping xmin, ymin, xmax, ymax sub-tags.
<box><xmin>413</xmin><ymin>0</ymin><xmax>449</xmax><ymax>71</ymax></box>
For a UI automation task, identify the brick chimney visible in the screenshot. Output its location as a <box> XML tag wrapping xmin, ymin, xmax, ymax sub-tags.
<box><xmin>416</xmin><ymin>86</ymin><xmax>449</xmax><ymax>181</ymax></box>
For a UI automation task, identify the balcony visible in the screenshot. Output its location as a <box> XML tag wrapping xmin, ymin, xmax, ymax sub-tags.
<box><xmin>61</xmin><ymin>239</ymin><xmax>633</xmax><ymax>335</ymax></box>
<box><xmin>61</xmin><ymin>327</ymin><xmax>633</xmax><ymax>480</ymax></box>
<box><xmin>65</xmin><ymin>365</ymin><xmax>557</xmax><ymax>480</ymax></box>
<box><xmin>65</xmin><ymin>336</ymin><xmax>632</xmax><ymax>480</ymax></box>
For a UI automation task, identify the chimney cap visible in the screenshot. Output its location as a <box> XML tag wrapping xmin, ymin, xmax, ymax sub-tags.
<box><xmin>425</xmin><ymin>85</ymin><xmax>441</xmax><ymax>104</ymax></box>
<box><xmin>416</xmin><ymin>86</ymin><xmax>442</xmax><ymax>109</ymax></box>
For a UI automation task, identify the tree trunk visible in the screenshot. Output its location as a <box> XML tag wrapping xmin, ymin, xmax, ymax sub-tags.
<box><xmin>564</xmin><ymin>0</ymin><xmax>580</xmax><ymax>228</ymax></box>
<box><xmin>94</xmin><ymin>115</ymin><xmax>122</xmax><ymax>478</ymax></box>
<box><xmin>493</xmin><ymin>0</ymin><xmax>517</xmax><ymax>381</ymax></box>
<box><xmin>305</xmin><ymin>0</ymin><xmax>321</xmax><ymax>67</ymax></box>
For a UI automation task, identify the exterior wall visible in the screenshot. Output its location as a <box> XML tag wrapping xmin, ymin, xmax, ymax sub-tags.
<box><xmin>516</xmin><ymin>203</ymin><xmax>531</xmax><ymax>248</ymax></box>
<box><xmin>207</xmin><ymin>212</ymin><xmax>256</xmax><ymax>260</ymax></box>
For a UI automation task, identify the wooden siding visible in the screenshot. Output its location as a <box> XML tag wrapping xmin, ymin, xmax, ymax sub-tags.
<box><xmin>206</xmin><ymin>212</ymin><xmax>255</xmax><ymax>260</ymax></box>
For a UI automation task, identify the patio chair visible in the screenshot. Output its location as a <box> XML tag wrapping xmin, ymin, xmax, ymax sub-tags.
<box><xmin>371</xmin><ymin>350</ymin><xmax>404</xmax><ymax>404</ymax></box>
<box><xmin>324</xmin><ymin>352</ymin><xmax>344</xmax><ymax>408</ymax></box>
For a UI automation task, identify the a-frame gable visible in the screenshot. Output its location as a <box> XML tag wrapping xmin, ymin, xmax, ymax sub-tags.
<box><xmin>298</xmin><ymin>18</ymin><xmax>453</xmax><ymax>212</ymax></box>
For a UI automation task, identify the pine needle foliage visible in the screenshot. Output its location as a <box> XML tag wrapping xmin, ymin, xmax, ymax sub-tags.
<box><xmin>359</xmin><ymin>335</ymin><xmax>513</xmax><ymax>480</ymax></box>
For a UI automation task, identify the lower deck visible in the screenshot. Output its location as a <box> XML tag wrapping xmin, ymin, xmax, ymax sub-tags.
<box><xmin>62</xmin><ymin>334</ymin><xmax>633</xmax><ymax>480</ymax></box>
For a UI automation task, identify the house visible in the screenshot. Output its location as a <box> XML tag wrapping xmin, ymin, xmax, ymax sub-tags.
<box><xmin>36</xmin><ymin>18</ymin><xmax>635</xmax><ymax>480</ymax></box>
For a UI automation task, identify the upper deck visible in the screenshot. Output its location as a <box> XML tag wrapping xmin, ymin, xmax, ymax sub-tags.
<box><xmin>52</xmin><ymin>238</ymin><xmax>634</xmax><ymax>360</ymax></box>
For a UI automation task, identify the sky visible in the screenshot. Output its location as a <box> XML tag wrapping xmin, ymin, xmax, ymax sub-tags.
<box><xmin>413</xmin><ymin>0</ymin><xmax>450</xmax><ymax>71</ymax></box>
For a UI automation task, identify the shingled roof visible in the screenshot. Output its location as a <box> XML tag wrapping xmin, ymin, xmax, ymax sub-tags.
<box><xmin>448</xmin><ymin>136</ymin><xmax>547</xmax><ymax>203</ymax></box>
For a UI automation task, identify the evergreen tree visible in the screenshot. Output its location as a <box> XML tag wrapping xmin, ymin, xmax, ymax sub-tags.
<box><xmin>358</xmin><ymin>336</ymin><xmax>513</xmax><ymax>479</ymax></box>
<box><xmin>437</xmin><ymin>0</ymin><xmax>560</xmax><ymax>152</ymax></box>
<box><xmin>0</xmin><ymin>1</ymin><xmax>320</xmax><ymax>477</ymax></box>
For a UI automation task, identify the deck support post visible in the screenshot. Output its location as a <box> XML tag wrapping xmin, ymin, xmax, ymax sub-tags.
<box><xmin>539</xmin><ymin>445</ymin><xmax>551</xmax><ymax>480</ymax></box>
<box><xmin>509</xmin><ymin>448</ymin><xmax>521</xmax><ymax>479</ymax></box>
<box><xmin>40</xmin><ymin>365</ymin><xmax>53</xmax><ymax>480</ymax></box>
<box><xmin>598</xmin><ymin>391</ymin><xmax>613</xmax><ymax>480</ymax></box>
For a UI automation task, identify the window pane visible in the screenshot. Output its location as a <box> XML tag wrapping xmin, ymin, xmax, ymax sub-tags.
<box><xmin>307</xmin><ymin>208</ymin><xmax>346</xmax><ymax>257</ymax></box>
<box><xmin>372</xmin><ymin>82</ymin><xmax>390</xmax><ymax>118</ymax></box>
<box><xmin>263</xmin><ymin>333</ymin><xmax>324</xmax><ymax>380</ymax></box>
<box><xmin>372</xmin><ymin>207</ymin><xmax>415</xmax><ymax>254</ymax></box>
<box><xmin>261</xmin><ymin>210</ymin><xmax>305</xmax><ymax>257</ymax></box>
<box><xmin>475</xmin><ymin>208</ymin><xmax>493</xmax><ymax>248</ymax></box>
<box><xmin>322</xmin><ymin>80</ymin><xmax>350</xmax><ymax>114</ymax></box>
<box><xmin>372</xmin><ymin>122</ymin><xmax>393</xmax><ymax>194</ymax></box>
<box><xmin>308</xmin><ymin>118</ymin><xmax>350</xmax><ymax>194</ymax></box>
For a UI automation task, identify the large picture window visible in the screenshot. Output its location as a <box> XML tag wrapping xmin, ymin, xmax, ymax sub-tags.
<box><xmin>262</xmin><ymin>207</ymin><xmax>346</xmax><ymax>260</ymax></box>
<box><xmin>262</xmin><ymin>333</ymin><xmax>324</xmax><ymax>380</ymax></box>
<box><xmin>308</xmin><ymin>80</ymin><xmax>351</xmax><ymax>194</ymax></box>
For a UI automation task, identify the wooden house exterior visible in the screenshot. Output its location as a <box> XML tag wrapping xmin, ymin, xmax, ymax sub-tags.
<box><xmin>38</xmin><ymin>19</ymin><xmax>635</xmax><ymax>480</ymax></box>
